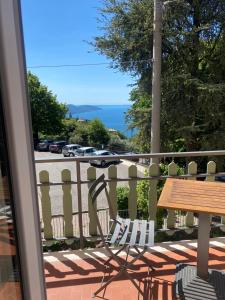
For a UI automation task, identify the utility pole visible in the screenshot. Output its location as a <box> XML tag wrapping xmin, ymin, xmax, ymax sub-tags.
<box><xmin>151</xmin><ymin>0</ymin><xmax>162</xmax><ymax>164</ymax></box>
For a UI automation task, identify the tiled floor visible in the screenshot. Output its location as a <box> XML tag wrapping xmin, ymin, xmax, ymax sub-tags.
<box><xmin>44</xmin><ymin>237</ymin><xmax>225</xmax><ymax>300</ymax></box>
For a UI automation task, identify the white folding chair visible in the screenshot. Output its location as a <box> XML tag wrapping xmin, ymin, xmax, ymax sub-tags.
<box><xmin>89</xmin><ymin>174</ymin><xmax>155</xmax><ymax>298</ymax></box>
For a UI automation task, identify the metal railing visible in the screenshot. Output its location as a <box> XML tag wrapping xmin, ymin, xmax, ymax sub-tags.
<box><xmin>35</xmin><ymin>150</ymin><xmax>225</xmax><ymax>248</ymax></box>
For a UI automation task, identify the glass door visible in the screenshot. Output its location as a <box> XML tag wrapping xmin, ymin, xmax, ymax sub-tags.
<box><xmin>0</xmin><ymin>1</ymin><xmax>46</xmax><ymax>299</ymax></box>
<box><xmin>0</xmin><ymin>89</ymin><xmax>23</xmax><ymax>299</ymax></box>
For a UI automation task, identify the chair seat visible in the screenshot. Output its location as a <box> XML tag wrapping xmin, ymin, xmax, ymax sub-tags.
<box><xmin>108</xmin><ymin>218</ymin><xmax>154</xmax><ymax>248</ymax></box>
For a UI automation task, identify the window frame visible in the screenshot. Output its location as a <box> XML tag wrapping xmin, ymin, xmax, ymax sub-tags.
<box><xmin>0</xmin><ymin>1</ymin><xmax>46</xmax><ymax>299</ymax></box>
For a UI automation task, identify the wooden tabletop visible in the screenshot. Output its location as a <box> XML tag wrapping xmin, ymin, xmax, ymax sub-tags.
<box><xmin>158</xmin><ymin>178</ymin><xmax>225</xmax><ymax>216</ymax></box>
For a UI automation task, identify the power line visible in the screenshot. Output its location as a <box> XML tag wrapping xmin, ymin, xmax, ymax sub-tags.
<box><xmin>27</xmin><ymin>59</ymin><xmax>152</xmax><ymax>69</ymax></box>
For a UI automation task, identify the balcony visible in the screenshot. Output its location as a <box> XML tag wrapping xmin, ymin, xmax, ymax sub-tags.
<box><xmin>35</xmin><ymin>151</ymin><xmax>225</xmax><ymax>299</ymax></box>
<box><xmin>44</xmin><ymin>237</ymin><xmax>225</xmax><ymax>300</ymax></box>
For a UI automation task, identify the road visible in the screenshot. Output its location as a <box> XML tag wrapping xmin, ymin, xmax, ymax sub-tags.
<box><xmin>35</xmin><ymin>151</ymin><xmax>144</xmax><ymax>215</ymax></box>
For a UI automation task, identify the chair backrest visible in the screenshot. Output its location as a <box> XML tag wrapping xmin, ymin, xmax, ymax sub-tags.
<box><xmin>88</xmin><ymin>174</ymin><xmax>116</xmax><ymax>241</ymax></box>
<box><xmin>89</xmin><ymin>174</ymin><xmax>106</xmax><ymax>205</ymax></box>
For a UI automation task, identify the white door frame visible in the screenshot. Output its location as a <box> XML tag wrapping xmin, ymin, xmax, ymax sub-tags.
<box><xmin>0</xmin><ymin>0</ymin><xmax>46</xmax><ymax>299</ymax></box>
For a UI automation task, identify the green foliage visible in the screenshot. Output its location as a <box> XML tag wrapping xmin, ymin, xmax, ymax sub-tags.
<box><xmin>88</xmin><ymin>118</ymin><xmax>110</xmax><ymax>148</ymax></box>
<box><xmin>116</xmin><ymin>186</ymin><xmax>129</xmax><ymax>212</ymax></box>
<box><xmin>126</xmin><ymin>89</ymin><xmax>151</xmax><ymax>152</ymax></box>
<box><xmin>68</xmin><ymin>118</ymin><xmax>123</xmax><ymax>148</ymax></box>
<box><xmin>116</xmin><ymin>164</ymin><xmax>182</xmax><ymax>228</ymax></box>
<box><xmin>168</xmin><ymin>138</ymin><xmax>186</xmax><ymax>153</ymax></box>
<box><xmin>62</xmin><ymin>119</ymin><xmax>78</xmax><ymax>140</ymax></box>
<box><xmin>38</xmin><ymin>133</ymin><xmax>64</xmax><ymax>141</ymax></box>
<box><xmin>40</xmin><ymin>119</ymin><xmax>79</xmax><ymax>142</ymax></box>
<box><xmin>136</xmin><ymin>174</ymin><xmax>164</xmax><ymax>228</ymax></box>
<box><xmin>69</xmin><ymin>122</ymin><xmax>90</xmax><ymax>146</ymax></box>
<box><xmin>94</xmin><ymin>0</ymin><xmax>225</xmax><ymax>165</ymax></box>
<box><xmin>116</xmin><ymin>131</ymin><xmax>127</xmax><ymax>140</ymax></box>
<box><xmin>28</xmin><ymin>72</ymin><xmax>67</xmax><ymax>138</ymax></box>
<box><xmin>158</xmin><ymin>163</ymin><xmax>185</xmax><ymax>196</ymax></box>
<box><xmin>136</xmin><ymin>164</ymin><xmax>184</xmax><ymax>227</ymax></box>
<box><xmin>93</xmin><ymin>0</ymin><xmax>154</xmax><ymax>77</ymax></box>
<box><xmin>136</xmin><ymin>175</ymin><xmax>149</xmax><ymax>218</ymax></box>
<box><xmin>42</xmin><ymin>239</ymin><xmax>96</xmax><ymax>252</ymax></box>
<box><xmin>108</xmin><ymin>135</ymin><xmax>131</xmax><ymax>152</ymax></box>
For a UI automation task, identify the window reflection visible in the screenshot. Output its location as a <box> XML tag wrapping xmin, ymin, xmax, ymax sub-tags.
<box><xmin>0</xmin><ymin>94</ymin><xmax>22</xmax><ymax>299</ymax></box>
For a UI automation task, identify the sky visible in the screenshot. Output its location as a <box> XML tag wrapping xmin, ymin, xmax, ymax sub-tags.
<box><xmin>21</xmin><ymin>0</ymin><xmax>134</xmax><ymax>105</ymax></box>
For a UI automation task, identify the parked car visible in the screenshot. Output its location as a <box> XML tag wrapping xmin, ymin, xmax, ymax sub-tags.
<box><xmin>62</xmin><ymin>144</ymin><xmax>81</xmax><ymax>157</ymax></box>
<box><xmin>75</xmin><ymin>147</ymin><xmax>97</xmax><ymax>157</ymax></box>
<box><xmin>90</xmin><ymin>150</ymin><xmax>120</xmax><ymax>167</ymax></box>
<box><xmin>37</xmin><ymin>139</ymin><xmax>54</xmax><ymax>151</ymax></box>
<box><xmin>215</xmin><ymin>176</ymin><xmax>225</xmax><ymax>182</ymax></box>
<box><xmin>49</xmin><ymin>141</ymin><xmax>67</xmax><ymax>153</ymax></box>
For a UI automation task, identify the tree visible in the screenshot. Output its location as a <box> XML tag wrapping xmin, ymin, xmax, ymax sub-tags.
<box><xmin>27</xmin><ymin>72</ymin><xmax>67</xmax><ymax>140</ymax></box>
<box><xmin>88</xmin><ymin>119</ymin><xmax>110</xmax><ymax>148</ymax></box>
<box><xmin>69</xmin><ymin>122</ymin><xmax>90</xmax><ymax>146</ymax></box>
<box><xmin>93</xmin><ymin>0</ymin><xmax>225</xmax><ymax>160</ymax></box>
<box><xmin>116</xmin><ymin>186</ymin><xmax>129</xmax><ymax>216</ymax></box>
<box><xmin>108</xmin><ymin>135</ymin><xmax>131</xmax><ymax>152</ymax></box>
<box><xmin>126</xmin><ymin>88</ymin><xmax>152</xmax><ymax>152</ymax></box>
<box><xmin>62</xmin><ymin>118</ymin><xmax>78</xmax><ymax>140</ymax></box>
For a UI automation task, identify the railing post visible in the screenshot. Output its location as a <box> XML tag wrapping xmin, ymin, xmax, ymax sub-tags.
<box><xmin>148</xmin><ymin>163</ymin><xmax>159</xmax><ymax>221</ymax></box>
<box><xmin>87</xmin><ymin>166</ymin><xmax>97</xmax><ymax>236</ymax></box>
<box><xmin>186</xmin><ymin>161</ymin><xmax>197</xmax><ymax>227</ymax></box>
<box><xmin>108</xmin><ymin>165</ymin><xmax>118</xmax><ymax>218</ymax></box>
<box><xmin>206</xmin><ymin>161</ymin><xmax>216</xmax><ymax>182</ymax></box>
<box><xmin>76</xmin><ymin>160</ymin><xmax>84</xmax><ymax>249</ymax></box>
<box><xmin>167</xmin><ymin>162</ymin><xmax>178</xmax><ymax>229</ymax></box>
<box><xmin>205</xmin><ymin>161</ymin><xmax>218</xmax><ymax>224</ymax></box>
<box><xmin>128</xmin><ymin>165</ymin><xmax>137</xmax><ymax>220</ymax></box>
<box><xmin>39</xmin><ymin>170</ymin><xmax>53</xmax><ymax>239</ymax></box>
<box><xmin>62</xmin><ymin>169</ymin><xmax>73</xmax><ymax>238</ymax></box>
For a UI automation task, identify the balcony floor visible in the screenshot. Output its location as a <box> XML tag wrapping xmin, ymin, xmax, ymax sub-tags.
<box><xmin>44</xmin><ymin>237</ymin><xmax>225</xmax><ymax>300</ymax></box>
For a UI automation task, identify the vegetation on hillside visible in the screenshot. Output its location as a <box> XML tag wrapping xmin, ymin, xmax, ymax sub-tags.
<box><xmin>28</xmin><ymin>72</ymin><xmax>132</xmax><ymax>151</ymax></box>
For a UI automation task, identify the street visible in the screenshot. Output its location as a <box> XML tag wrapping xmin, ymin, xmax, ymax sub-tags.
<box><xmin>35</xmin><ymin>151</ymin><xmax>143</xmax><ymax>215</ymax></box>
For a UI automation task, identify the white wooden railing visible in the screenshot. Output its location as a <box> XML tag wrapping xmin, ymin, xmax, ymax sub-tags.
<box><xmin>36</xmin><ymin>151</ymin><xmax>225</xmax><ymax>248</ymax></box>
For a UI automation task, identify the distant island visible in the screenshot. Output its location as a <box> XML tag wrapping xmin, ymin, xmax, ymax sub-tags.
<box><xmin>67</xmin><ymin>104</ymin><xmax>102</xmax><ymax>114</ymax></box>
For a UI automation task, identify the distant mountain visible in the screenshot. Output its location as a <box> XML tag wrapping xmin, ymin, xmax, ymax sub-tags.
<box><xmin>67</xmin><ymin>104</ymin><xmax>102</xmax><ymax>114</ymax></box>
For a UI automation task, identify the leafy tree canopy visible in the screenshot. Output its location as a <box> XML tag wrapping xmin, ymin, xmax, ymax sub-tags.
<box><xmin>88</xmin><ymin>118</ymin><xmax>110</xmax><ymax>147</ymax></box>
<box><xmin>28</xmin><ymin>72</ymin><xmax>67</xmax><ymax>138</ymax></box>
<box><xmin>69</xmin><ymin>122</ymin><xmax>90</xmax><ymax>146</ymax></box>
<box><xmin>93</xmin><ymin>0</ymin><xmax>225</xmax><ymax>156</ymax></box>
<box><xmin>62</xmin><ymin>118</ymin><xmax>78</xmax><ymax>140</ymax></box>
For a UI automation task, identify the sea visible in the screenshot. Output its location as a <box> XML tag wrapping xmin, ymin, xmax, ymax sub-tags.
<box><xmin>72</xmin><ymin>105</ymin><xmax>135</xmax><ymax>138</ymax></box>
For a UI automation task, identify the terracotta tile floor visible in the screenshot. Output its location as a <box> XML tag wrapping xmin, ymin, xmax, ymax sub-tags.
<box><xmin>44</xmin><ymin>237</ymin><xmax>225</xmax><ymax>300</ymax></box>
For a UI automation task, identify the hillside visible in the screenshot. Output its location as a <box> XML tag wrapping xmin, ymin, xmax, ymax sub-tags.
<box><xmin>67</xmin><ymin>104</ymin><xmax>102</xmax><ymax>114</ymax></box>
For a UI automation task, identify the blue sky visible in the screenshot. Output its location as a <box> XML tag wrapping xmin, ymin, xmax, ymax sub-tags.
<box><xmin>21</xmin><ymin>0</ymin><xmax>133</xmax><ymax>105</ymax></box>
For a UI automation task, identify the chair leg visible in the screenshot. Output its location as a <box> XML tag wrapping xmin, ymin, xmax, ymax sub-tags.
<box><xmin>92</xmin><ymin>268</ymin><xmax>124</xmax><ymax>298</ymax></box>
<box><xmin>104</xmin><ymin>244</ymin><xmax>128</xmax><ymax>265</ymax></box>
<box><xmin>133</xmin><ymin>246</ymin><xmax>155</xmax><ymax>271</ymax></box>
<box><xmin>127</xmin><ymin>247</ymin><xmax>147</xmax><ymax>266</ymax></box>
<box><xmin>93</xmin><ymin>266</ymin><xmax>144</xmax><ymax>298</ymax></box>
<box><xmin>93</xmin><ymin>246</ymin><xmax>154</xmax><ymax>298</ymax></box>
<box><xmin>125</xmin><ymin>269</ymin><xmax>144</xmax><ymax>296</ymax></box>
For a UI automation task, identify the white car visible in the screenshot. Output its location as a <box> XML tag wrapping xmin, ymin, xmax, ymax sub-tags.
<box><xmin>75</xmin><ymin>147</ymin><xmax>97</xmax><ymax>157</ymax></box>
<box><xmin>90</xmin><ymin>150</ymin><xmax>120</xmax><ymax>167</ymax></box>
<box><xmin>62</xmin><ymin>144</ymin><xmax>81</xmax><ymax>157</ymax></box>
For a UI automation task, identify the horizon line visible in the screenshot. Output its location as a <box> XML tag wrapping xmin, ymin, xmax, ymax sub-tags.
<box><xmin>67</xmin><ymin>103</ymin><xmax>131</xmax><ymax>106</ymax></box>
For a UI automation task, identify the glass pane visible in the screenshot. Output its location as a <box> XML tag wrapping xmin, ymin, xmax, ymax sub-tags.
<box><xmin>0</xmin><ymin>91</ymin><xmax>22</xmax><ymax>298</ymax></box>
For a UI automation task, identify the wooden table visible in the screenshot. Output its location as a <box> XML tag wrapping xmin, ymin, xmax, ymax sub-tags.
<box><xmin>158</xmin><ymin>178</ymin><xmax>225</xmax><ymax>279</ymax></box>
